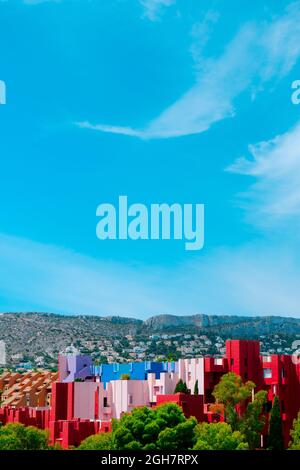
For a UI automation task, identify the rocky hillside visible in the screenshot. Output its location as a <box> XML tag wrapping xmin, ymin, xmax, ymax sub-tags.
<box><xmin>143</xmin><ymin>313</ymin><xmax>300</xmax><ymax>335</ymax></box>
<box><xmin>0</xmin><ymin>312</ymin><xmax>300</xmax><ymax>368</ymax></box>
<box><xmin>0</xmin><ymin>312</ymin><xmax>141</xmax><ymax>354</ymax></box>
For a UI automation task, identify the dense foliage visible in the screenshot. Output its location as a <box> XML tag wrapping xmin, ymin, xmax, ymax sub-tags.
<box><xmin>111</xmin><ymin>403</ymin><xmax>197</xmax><ymax>450</ymax></box>
<box><xmin>267</xmin><ymin>396</ymin><xmax>284</xmax><ymax>450</ymax></box>
<box><xmin>193</xmin><ymin>422</ymin><xmax>248</xmax><ymax>450</ymax></box>
<box><xmin>0</xmin><ymin>423</ymin><xmax>50</xmax><ymax>450</ymax></box>
<box><xmin>289</xmin><ymin>411</ymin><xmax>300</xmax><ymax>450</ymax></box>
<box><xmin>77</xmin><ymin>432</ymin><xmax>113</xmax><ymax>450</ymax></box>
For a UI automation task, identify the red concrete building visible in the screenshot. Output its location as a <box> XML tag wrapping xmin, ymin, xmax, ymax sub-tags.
<box><xmin>1</xmin><ymin>339</ymin><xmax>300</xmax><ymax>449</ymax></box>
<box><xmin>49</xmin><ymin>419</ymin><xmax>111</xmax><ymax>449</ymax></box>
<box><xmin>156</xmin><ymin>392</ymin><xmax>204</xmax><ymax>422</ymax></box>
<box><xmin>0</xmin><ymin>406</ymin><xmax>51</xmax><ymax>430</ymax></box>
<box><xmin>223</xmin><ymin>340</ymin><xmax>300</xmax><ymax>446</ymax></box>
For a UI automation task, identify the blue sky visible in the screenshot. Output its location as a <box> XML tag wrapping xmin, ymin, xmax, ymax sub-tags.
<box><xmin>1</xmin><ymin>0</ymin><xmax>300</xmax><ymax>317</ymax></box>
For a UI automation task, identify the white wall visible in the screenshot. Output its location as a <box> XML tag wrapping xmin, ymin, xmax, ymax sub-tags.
<box><xmin>178</xmin><ymin>358</ymin><xmax>204</xmax><ymax>395</ymax></box>
<box><xmin>108</xmin><ymin>380</ymin><xmax>150</xmax><ymax>419</ymax></box>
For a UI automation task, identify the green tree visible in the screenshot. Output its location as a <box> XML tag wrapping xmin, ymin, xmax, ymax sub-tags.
<box><xmin>212</xmin><ymin>372</ymin><xmax>255</xmax><ymax>430</ymax></box>
<box><xmin>78</xmin><ymin>432</ymin><xmax>113</xmax><ymax>450</ymax></box>
<box><xmin>100</xmin><ymin>355</ymin><xmax>108</xmax><ymax>364</ymax></box>
<box><xmin>0</xmin><ymin>423</ymin><xmax>49</xmax><ymax>450</ymax></box>
<box><xmin>174</xmin><ymin>379</ymin><xmax>189</xmax><ymax>394</ymax></box>
<box><xmin>267</xmin><ymin>396</ymin><xmax>284</xmax><ymax>450</ymax></box>
<box><xmin>239</xmin><ymin>390</ymin><xmax>267</xmax><ymax>450</ymax></box>
<box><xmin>194</xmin><ymin>380</ymin><xmax>199</xmax><ymax>395</ymax></box>
<box><xmin>193</xmin><ymin>422</ymin><xmax>248</xmax><ymax>450</ymax></box>
<box><xmin>156</xmin><ymin>417</ymin><xmax>197</xmax><ymax>450</ymax></box>
<box><xmin>112</xmin><ymin>403</ymin><xmax>197</xmax><ymax>450</ymax></box>
<box><xmin>121</xmin><ymin>374</ymin><xmax>130</xmax><ymax>380</ymax></box>
<box><xmin>166</xmin><ymin>353</ymin><xmax>178</xmax><ymax>362</ymax></box>
<box><xmin>212</xmin><ymin>372</ymin><xmax>266</xmax><ymax>449</ymax></box>
<box><xmin>289</xmin><ymin>412</ymin><xmax>300</xmax><ymax>450</ymax></box>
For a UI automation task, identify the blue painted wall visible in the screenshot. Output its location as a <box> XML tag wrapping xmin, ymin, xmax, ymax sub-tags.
<box><xmin>90</xmin><ymin>361</ymin><xmax>177</xmax><ymax>386</ymax></box>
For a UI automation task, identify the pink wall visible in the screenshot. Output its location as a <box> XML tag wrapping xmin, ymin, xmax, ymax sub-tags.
<box><xmin>108</xmin><ymin>380</ymin><xmax>150</xmax><ymax>419</ymax></box>
<box><xmin>73</xmin><ymin>382</ymin><xmax>100</xmax><ymax>420</ymax></box>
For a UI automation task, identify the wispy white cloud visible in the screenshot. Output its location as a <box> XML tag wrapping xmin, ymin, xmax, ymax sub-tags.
<box><xmin>227</xmin><ymin>121</ymin><xmax>300</xmax><ymax>224</ymax></box>
<box><xmin>77</xmin><ymin>121</ymin><xmax>144</xmax><ymax>138</ymax></box>
<box><xmin>140</xmin><ymin>0</ymin><xmax>175</xmax><ymax>21</ymax></box>
<box><xmin>190</xmin><ymin>10</ymin><xmax>220</xmax><ymax>68</ymax></box>
<box><xmin>142</xmin><ymin>23</ymin><xmax>257</xmax><ymax>138</ymax></box>
<box><xmin>1</xmin><ymin>233</ymin><xmax>300</xmax><ymax>317</ymax></box>
<box><xmin>80</xmin><ymin>2</ymin><xmax>300</xmax><ymax>139</ymax></box>
<box><xmin>259</xmin><ymin>2</ymin><xmax>300</xmax><ymax>82</ymax></box>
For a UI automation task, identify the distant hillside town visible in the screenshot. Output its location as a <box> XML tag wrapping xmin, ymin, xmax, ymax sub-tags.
<box><xmin>0</xmin><ymin>312</ymin><xmax>300</xmax><ymax>369</ymax></box>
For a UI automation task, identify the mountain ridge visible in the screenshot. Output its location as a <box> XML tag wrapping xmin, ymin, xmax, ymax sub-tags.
<box><xmin>1</xmin><ymin>311</ymin><xmax>299</xmax><ymax>324</ymax></box>
<box><xmin>1</xmin><ymin>312</ymin><xmax>299</xmax><ymax>368</ymax></box>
